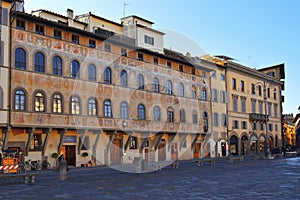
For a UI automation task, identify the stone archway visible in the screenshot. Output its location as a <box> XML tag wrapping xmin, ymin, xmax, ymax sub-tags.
<box><xmin>229</xmin><ymin>135</ymin><xmax>238</xmax><ymax>155</ymax></box>
<box><xmin>250</xmin><ymin>135</ymin><xmax>258</xmax><ymax>153</ymax></box>
<box><xmin>241</xmin><ymin>135</ymin><xmax>248</xmax><ymax>155</ymax></box>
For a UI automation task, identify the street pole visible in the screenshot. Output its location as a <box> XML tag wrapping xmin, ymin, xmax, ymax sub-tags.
<box><xmin>263</xmin><ymin>81</ymin><xmax>270</xmax><ymax>158</ymax></box>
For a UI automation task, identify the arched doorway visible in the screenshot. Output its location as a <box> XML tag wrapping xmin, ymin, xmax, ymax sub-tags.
<box><xmin>229</xmin><ymin>135</ymin><xmax>238</xmax><ymax>155</ymax></box>
<box><xmin>241</xmin><ymin>135</ymin><xmax>248</xmax><ymax>155</ymax></box>
<box><xmin>250</xmin><ymin>135</ymin><xmax>258</xmax><ymax>153</ymax></box>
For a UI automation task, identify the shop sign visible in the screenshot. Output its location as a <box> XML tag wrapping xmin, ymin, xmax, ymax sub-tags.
<box><xmin>63</xmin><ymin>136</ymin><xmax>77</xmax><ymax>143</ymax></box>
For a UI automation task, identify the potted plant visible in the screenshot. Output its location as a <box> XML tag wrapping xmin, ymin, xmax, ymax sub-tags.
<box><xmin>81</xmin><ymin>152</ymin><xmax>89</xmax><ymax>167</ymax></box>
<box><xmin>51</xmin><ymin>152</ymin><xmax>59</xmax><ymax>170</ymax></box>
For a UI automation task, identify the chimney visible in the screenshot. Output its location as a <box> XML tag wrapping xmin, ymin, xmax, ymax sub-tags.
<box><xmin>67</xmin><ymin>8</ymin><xmax>74</xmax><ymax>19</ymax></box>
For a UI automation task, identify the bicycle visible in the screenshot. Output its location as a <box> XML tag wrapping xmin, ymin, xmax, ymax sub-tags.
<box><xmin>24</xmin><ymin>160</ymin><xmax>42</xmax><ymax>171</ymax></box>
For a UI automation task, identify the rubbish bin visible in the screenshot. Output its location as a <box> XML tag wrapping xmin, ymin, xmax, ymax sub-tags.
<box><xmin>141</xmin><ymin>159</ymin><xmax>148</xmax><ymax>172</ymax></box>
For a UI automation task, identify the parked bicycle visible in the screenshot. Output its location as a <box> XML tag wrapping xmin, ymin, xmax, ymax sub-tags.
<box><xmin>24</xmin><ymin>160</ymin><xmax>42</xmax><ymax>171</ymax></box>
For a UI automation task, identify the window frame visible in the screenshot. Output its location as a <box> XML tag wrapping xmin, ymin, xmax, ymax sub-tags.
<box><xmin>14</xmin><ymin>89</ymin><xmax>26</xmax><ymax>111</ymax></box>
<box><xmin>52</xmin><ymin>93</ymin><xmax>63</xmax><ymax>114</ymax></box>
<box><xmin>34</xmin><ymin>52</ymin><xmax>45</xmax><ymax>73</ymax></box>
<box><xmin>53</xmin><ymin>55</ymin><xmax>62</xmax><ymax>76</ymax></box>
<box><xmin>70</xmin><ymin>60</ymin><xmax>80</xmax><ymax>78</ymax></box>
<box><xmin>34</xmin><ymin>91</ymin><xmax>46</xmax><ymax>112</ymax></box>
<box><xmin>88</xmin><ymin>64</ymin><xmax>96</xmax><ymax>82</ymax></box>
<box><xmin>88</xmin><ymin>97</ymin><xmax>97</xmax><ymax>116</ymax></box>
<box><xmin>15</xmin><ymin>48</ymin><xmax>26</xmax><ymax>69</ymax></box>
<box><xmin>70</xmin><ymin>95</ymin><xmax>81</xmax><ymax>115</ymax></box>
<box><xmin>153</xmin><ymin>105</ymin><xmax>161</xmax><ymax>121</ymax></box>
<box><xmin>138</xmin><ymin>104</ymin><xmax>146</xmax><ymax>120</ymax></box>
<box><xmin>104</xmin><ymin>99</ymin><xmax>112</xmax><ymax>118</ymax></box>
<box><xmin>120</xmin><ymin>101</ymin><xmax>129</xmax><ymax>119</ymax></box>
<box><xmin>104</xmin><ymin>67</ymin><xmax>112</xmax><ymax>84</ymax></box>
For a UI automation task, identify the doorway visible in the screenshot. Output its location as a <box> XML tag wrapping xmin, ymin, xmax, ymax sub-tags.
<box><xmin>62</xmin><ymin>145</ymin><xmax>76</xmax><ymax>166</ymax></box>
<box><xmin>221</xmin><ymin>142</ymin><xmax>227</xmax><ymax>156</ymax></box>
<box><xmin>171</xmin><ymin>143</ymin><xmax>178</xmax><ymax>160</ymax></box>
<box><xmin>110</xmin><ymin>139</ymin><xmax>122</xmax><ymax>165</ymax></box>
<box><xmin>158</xmin><ymin>142</ymin><xmax>166</xmax><ymax>161</ymax></box>
<box><xmin>194</xmin><ymin>142</ymin><xmax>201</xmax><ymax>158</ymax></box>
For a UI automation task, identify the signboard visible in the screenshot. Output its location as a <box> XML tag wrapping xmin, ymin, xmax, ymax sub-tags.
<box><xmin>63</xmin><ymin>136</ymin><xmax>77</xmax><ymax>143</ymax></box>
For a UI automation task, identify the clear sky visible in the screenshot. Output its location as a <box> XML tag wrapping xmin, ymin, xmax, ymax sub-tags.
<box><xmin>24</xmin><ymin>0</ymin><xmax>300</xmax><ymax>115</ymax></box>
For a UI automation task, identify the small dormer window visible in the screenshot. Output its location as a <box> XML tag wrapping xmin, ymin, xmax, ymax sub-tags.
<box><xmin>144</xmin><ymin>35</ymin><xmax>154</xmax><ymax>45</ymax></box>
<box><xmin>138</xmin><ymin>53</ymin><xmax>143</xmax><ymax>61</ymax></box>
<box><xmin>36</xmin><ymin>24</ymin><xmax>44</xmax><ymax>35</ymax></box>
<box><xmin>54</xmin><ymin>29</ymin><xmax>62</xmax><ymax>39</ymax></box>
<box><xmin>267</xmin><ymin>71</ymin><xmax>276</xmax><ymax>77</ymax></box>
<box><xmin>89</xmin><ymin>39</ymin><xmax>96</xmax><ymax>48</ymax></box>
<box><xmin>72</xmin><ymin>34</ymin><xmax>79</xmax><ymax>44</ymax></box>
<box><xmin>16</xmin><ymin>19</ymin><xmax>25</xmax><ymax>30</ymax></box>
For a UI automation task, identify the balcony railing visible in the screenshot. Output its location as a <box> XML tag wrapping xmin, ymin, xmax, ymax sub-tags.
<box><xmin>249</xmin><ymin>113</ymin><xmax>269</xmax><ymax>122</ymax></box>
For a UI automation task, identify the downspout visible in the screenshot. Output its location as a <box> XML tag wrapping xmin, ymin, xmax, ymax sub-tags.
<box><xmin>224</xmin><ymin>63</ymin><xmax>229</xmax><ymax>156</ymax></box>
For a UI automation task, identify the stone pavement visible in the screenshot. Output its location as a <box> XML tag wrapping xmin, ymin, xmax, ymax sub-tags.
<box><xmin>0</xmin><ymin>156</ymin><xmax>300</xmax><ymax>200</ymax></box>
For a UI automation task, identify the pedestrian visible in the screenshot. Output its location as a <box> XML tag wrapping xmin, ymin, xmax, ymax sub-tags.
<box><xmin>58</xmin><ymin>154</ymin><xmax>64</xmax><ymax>162</ymax></box>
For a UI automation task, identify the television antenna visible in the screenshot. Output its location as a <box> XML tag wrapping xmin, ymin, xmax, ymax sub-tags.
<box><xmin>123</xmin><ymin>2</ymin><xmax>130</xmax><ymax>17</ymax></box>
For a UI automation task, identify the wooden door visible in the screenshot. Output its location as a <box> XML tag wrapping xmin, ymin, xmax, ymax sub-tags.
<box><xmin>171</xmin><ymin>143</ymin><xmax>178</xmax><ymax>160</ymax></box>
<box><xmin>64</xmin><ymin>145</ymin><xmax>76</xmax><ymax>166</ymax></box>
<box><xmin>110</xmin><ymin>139</ymin><xmax>121</xmax><ymax>165</ymax></box>
<box><xmin>194</xmin><ymin>142</ymin><xmax>201</xmax><ymax>158</ymax></box>
<box><xmin>158</xmin><ymin>143</ymin><xmax>166</xmax><ymax>161</ymax></box>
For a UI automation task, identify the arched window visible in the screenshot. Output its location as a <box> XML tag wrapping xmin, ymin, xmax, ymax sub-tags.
<box><xmin>14</xmin><ymin>89</ymin><xmax>26</xmax><ymax>111</ymax></box>
<box><xmin>192</xmin><ymin>86</ymin><xmax>197</xmax><ymax>99</ymax></box>
<box><xmin>120</xmin><ymin>101</ymin><xmax>129</xmax><ymax>118</ymax></box>
<box><xmin>138</xmin><ymin>104</ymin><xmax>146</xmax><ymax>120</ymax></box>
<box><xmin>180</xmin><ymin>108</ymin><xmax>186</xmax><ymax>123</ymax></box>
<box><xmin>153</xmin><ymin>77</ymin><xmax>160</xmax><ymax>92</ymax></box>
<box><xmin>120</xmin><ymin>70</ymin><xmax>127</xmax><ymax>86</ymax></box>
<box><xmin>52</xmin><ymin>93</ymin><xmax>63</xmax><ymax>113</ymax></box>
<box><xmin>15</xmin><ymin>48</ymin><xmax>26</xmax><ymax>69</ymax></box>
<box><xmin>138</xmin><ymin>74</ymin><xmax>144</xmax><ymax>90</ymax></box>
<box><xmin>202</xmin><ymin>88</ymin><xmax>207</xmax><ymax>101</ymax></box>
<box><xmin>104</xmin><ymin>99</ymin><xmax>112</xmax><ymax>117</ymax></box>
<box><xmin>88</xmin><ymin>64</ymin><xmax>96</xmax><ymax>81</ymax></box>
<box><xmin>34</xmin><ymin>91</ymin><xmax>46</xmax><ymax>112</ymax></box>
<box><xmin>203</xmin><ymin>112</ymin><xmax>208</xmax><ymax>132</ymax></box>
<box><xmin>71</xmin><ymin>95</ymin><xmax>81</xmax><ymax>115</ymax></box>
<box><xmin>273</xmin><ymin>88</ymin><xmax>277</xmax><ymax>99</ymax></box>
<box><xmin>71</xmin><ymin>60</ymin><xmax>80</xmax><ymax>78</ymax></box>
<box><xmin>178</xmin><ymin>83</ymin><xmax>184</xmax><ymax>97</ymax></box>
<box><xmin>88</xmin><ymin>97</ymin><xmax>97</xmax><ymax>116</ymax></box>
<box><xmin>0</xmin><ymin>87</ymin><xmax>3</xmax><ymax>109</ymax></box>
<box><xmin>34</xmin><ymin>52</ymin><xmax>45</xmax><ymax>73</ymax></box>
<box><xmin>166</xmin><ymin>80</ymin><xmax>173</xmax><ymax>95</ymax></box>
<box><xmin>192</xmin><ymin>110</ymin><xmax>198</xmax><ymax>124</ymax></box>
<box><xmin>153</xmin><ymin>106</ymin><xmax>161</xmax><ymax>121</ymax></box>
<box><xmin>53</xmin><ymin>55</ymin><xmax>62</xmax><ymax>76</ymax></box>
<box><xmin>258</xmin><ymin>85</ymin><xmax>262</xmax><ymax>96</ymax></box>
<box><xmin>104</xmin><ymin>67</ymin><xmax>112</xmax><ymax>84</ymax></box>
<box><xmin>167</xmin><ymin>107</ymin><xmax>174</xmax><ymax>122</ymax></box>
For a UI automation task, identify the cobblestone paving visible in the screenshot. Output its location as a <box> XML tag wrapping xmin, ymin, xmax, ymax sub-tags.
<box><xmin>1</xmin><ymin>157</ymin><xmax>300</xmax><ymax>200</ymax></box>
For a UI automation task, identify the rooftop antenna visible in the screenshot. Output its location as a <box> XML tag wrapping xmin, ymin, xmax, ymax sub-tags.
<box><xmin>123</xmin><ymin>2</ymin><xmax>129</xmax><ymax>17</ymax></box>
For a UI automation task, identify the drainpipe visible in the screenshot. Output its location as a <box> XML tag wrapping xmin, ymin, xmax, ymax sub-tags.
<box><xmin>224</xmin><ymin>62</ymin><xmax>229</xmax><ymax>156</ymax></box>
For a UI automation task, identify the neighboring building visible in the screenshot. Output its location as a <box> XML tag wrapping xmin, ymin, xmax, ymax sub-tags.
<box><xmin>225</xmin><ymin>61</ymin><xmax>284</xmax><ymax>156</ymax></box>
<box><xmin>0</xmin><ymin>0</ymin><xmax>213</xmax><ymax>168</ymax></box>
<box><xmin>283</xmin><ymin>114</ymin><xmax>295</xmax><ymax>147</ymax></box>
<box><xmin>293</xmin><ymin>112</ymin><xmax>300</xmax><ymax>154</ymax></box>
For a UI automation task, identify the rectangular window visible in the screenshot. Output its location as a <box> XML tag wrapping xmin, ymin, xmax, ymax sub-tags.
<box><xmin>222</xmin><ymin>114</ymin><xmax>227</xmax><ymax>126</ymax></box>
<box><xmin>167</xmin><ymin>61</ymin><xmax>172</xmax><ymax>68</ymax></box>
<box><xmin>179</xmin><ymin>65</ymin><xmax>183</xmax><ymax>72</ymax></box>
<box><xmin>251</xmin><ymin>100</ymin><xmax>256</xmax><ymax>113</ymax></box>
<box><xmin>241</xmin><ymin>97</ymin><xmax>246</xmax><ymax>113</ymax></box>
<box><xmin>260</xmin><ymin>123</ymin><xmax>264</xmax><ymax>130</ymax></box>
<box><xmin>268</xmin><ymin>123</ymin><xmax>273</xmax><ymax>131</ymax></box>
<box><xmin>89</xmin><ymin>39</ymin><xmax>96</xmax><ymax>48</ymax></box>
<box><xmin>242</xmin><ymin>121</ymin><xmax>247</xmax><ymax>129</ymax></box>
<box><xmin>259</xmin><ymin>101</ymin><xmax>263</xmax><ymax>114</ymax></box>
<box><xmin>104</xmin><ymin>43</ymin><xmax>111</xmax><ymax>52</ymax></box>
<box><xmin>213</xmin><ymin>113</ymin><xmax>219</xmax><ymax>126</ymax></box>
<box><xmin>54</xmin><ymin>29</ymin><xmax>62</xmax><ymax>39</ymax></box>
<box><xmin>232</xmin><ymin>78</ymin><xmax>236</xmax><ymax>90</ymax></box>
<box><xmin>72</xmin><ymin>34</ymin><xmax>80</xmax><ymax>44</ymax></box>
<box><xmin>267</xmin><ymin>71</ymin><xmax>276</xmax><ymax>77</ymax></box>
<box><xmin>233</xmin><ymin>120</ymin><xmax>239</xmax><ymax>129</ymax></box>
<box><xmin>138</xmin><ymin>53</ymin><xmax>143</xmax><ymax>61</ymax></box>
<box><xmin>251</xmin><ymin>84</ymin><xmax>255</xmax><ymax>95</ymax></box>
<box><xmin>154</xmin><ymin>57</ymin><xmax>158</xmax><ymax>65</ymax></box>
<box><xmin>212</xmin><ymin>89</ymin><xmax>218</xmax><ymax>102</ymax></box>
<box><xmin>252</xmin><ymin>122</ymin><xmax>257</xmax><ymax>130</ymax></box>
<box><xmin>240</xmin><ymin>80</ymin><xmax>245</xmax><ymax>92</ymax></box>
<box><xmin>220</xmin><ymin>91</ymin><xmax>227</xmax><ymax>103</ymax></box>
<box><xmin>274</xmin><ymin>104</ymin><xmax>278</xmax><ymax>117</ymax></box>
<box><xmin>268</xmin><ymin>103</ymin><xmax>272</xmax><ymax>117</ymax></box>
<box><xmin>29</xmin><ymin>134</ymin><xmax>42</xmax><ymax>151</ymax></box>
<box><xmin>267</xmin><ymin>88</ymin><xmax>270</xmax><ymax>98</ymax></box>
<box><xmin>193</xmin><ymin>114</ymin><xmax>198</xmax><ymax>124</ymax></box>
<box><xmin>129</xmin><ymin>136</ymin><xmax>138</xmax><ymax>149</ymax></box>
<box><xmin>121</xmin><ymin>48</ymin><xmax>127</xmax><ymax>57</ymax></box>
<box><xmin>233</xmin><ymin>96</ymin><xmax>238</xmax><ymax>112</ymax></box>
<box><xmin>275</xmin><ymin>124</ymin><xmax>278</xmax><ymax>131</ymax></box>
<box><xmin>36</xmin><ymin>24</ymin><xmax>44</xmax><ymax>35</ymax></box>
<box><xmin>144</xmin><ymin>35</ymin><xmax>154</xmax><ymax>45</ymax></box>
<box><xmin>191</xmin><ymin>68</ymin><xmax>195</xmax><ymax>75</ymax></box>
<box><xmin>16</xmin><ymin>19</ymin><xmax>25</xmax><ymax>30</ymax></box>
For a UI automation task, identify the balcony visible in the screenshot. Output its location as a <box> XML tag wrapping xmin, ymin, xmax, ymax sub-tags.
<box><xmin>94</xmin><ymin>28</ymin><xmax>135</xmax><ymax>46</ymax></box>
<box><xmin>249</xmin><ymin>113</ymin><xmax>269</xmax><ymax>122</ymax></box>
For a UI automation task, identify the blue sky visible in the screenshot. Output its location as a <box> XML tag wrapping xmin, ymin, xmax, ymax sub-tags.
<box><xmin>25</xmin><ymin>0</ymin><xmax>300</xmax><ymax>115</ymax></box>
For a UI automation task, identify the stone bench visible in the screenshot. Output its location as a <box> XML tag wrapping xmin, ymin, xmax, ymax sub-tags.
<box><xmin>195</xmin><ymin>158</ymin><xmax>216</xmax><ymax>166</ymax></box>
<box><xmin>228</xmin><ymin>156</ymin><xmax>244</xmax><ymax>163</ymax></box>
<box><xmin>0</xmin><ymin>173</ymin><xmax>38</xmax><ymax>184</ymax></box>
